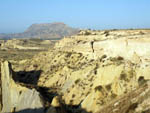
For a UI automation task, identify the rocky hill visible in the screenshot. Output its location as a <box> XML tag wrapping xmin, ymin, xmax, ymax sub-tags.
<box><xmin>0</xmin><ymin>22</ymin><xmax>79</xmax><ymax>39</ymax></box>
<box><xmin>1</xmin><ymin>29</ymin><xmax>150</xmax><ymax>113</ymax></box>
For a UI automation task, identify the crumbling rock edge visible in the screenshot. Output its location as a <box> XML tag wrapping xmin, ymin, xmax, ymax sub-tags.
<box><xmin>0</xmin><ymin>61</ymin><xmax>45</xmax><ymax>113</ymax></box>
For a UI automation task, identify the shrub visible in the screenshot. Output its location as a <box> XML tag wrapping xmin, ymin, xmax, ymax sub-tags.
<box><xmin>75</xmin><ymin>79</ymin><xmax>80</xmax><ymax>84</ymax></box>
<box><xmin>105</xmin><ymin>84</ymin><xmax>111</xmax><ymax>91</ymax></box>
<box><xmin>95</xmin><ymin>85</ymin><xmax>103</xmax><ymax>92</ymax></box>
<box><xmin>84</xmin><ymin>31</ymin><xmax>91</xmax><ymax>35</ymax></box>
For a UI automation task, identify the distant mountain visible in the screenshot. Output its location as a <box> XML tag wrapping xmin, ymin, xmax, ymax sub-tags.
<box><xmin>0</xmin><ymin>22</ymin><xmax>79</xmax><ymax>40</ymax></box>
<box><xmin>0</xmin><ymin>33</ymin><xmax>10</xmax><ymax>40</ymax></box>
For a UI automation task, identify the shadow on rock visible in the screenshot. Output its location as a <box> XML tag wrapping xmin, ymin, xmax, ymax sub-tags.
<box><xmin>7</xmin><ymin>106</ymin><xmax>92</xmax><ymax>113</ymax></box>
<box><xmin>14</xmin><ymin>70</ymin><xmax>42</xmax><ymax>85</ymax></box>
<box><xmin>7</xmin><ymin>108</ymin><xmax>45</xmax><ymax>113</ymax></box>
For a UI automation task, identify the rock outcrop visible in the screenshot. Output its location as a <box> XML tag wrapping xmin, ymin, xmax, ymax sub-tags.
<box><xmin>0</xmin><ymin>61</ymin><xmax>44</xmax><ymax>113</ymax></box>
<box><xmin>55</xmin><ymin>29</ymin><xmax>150</xmax><ymax>61</ymax></box>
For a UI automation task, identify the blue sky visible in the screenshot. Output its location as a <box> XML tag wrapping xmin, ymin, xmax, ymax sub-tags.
<box><xmin>0</xmin><ymin>0</ymin><xmax>150</xmax><ymax>33</ymax></box>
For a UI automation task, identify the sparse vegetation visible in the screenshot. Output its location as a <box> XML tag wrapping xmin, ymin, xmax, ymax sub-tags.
<box><xmin>0</xmin><ymin>39</ymin><xmax>55</xmax><ymax>61</ymax></box>
<box><xmin>95</xmin><ymin>85</ymin><xmax>103</xmax><ymax>92</ymax></box>
<box><xmin>84</xmin><ymin>31</ymin><xmax>91</xmax><ymax>35</ymax></box>
<box><xmin>110</xmin><ymin>57</ymin><xmax>124</xmax><ymax>65</ymax></box>
<box><xmin>105</xmin><ymin>84</ymin><xmax>112</xmax><ymax>91</ymax></box>
<box><xmin>75</xmin><ymin>79</ymin><xmax>81</xmax><ymax>84</ymax></box>
<box><xmin>117</xmin><ymin>56</ymin><xmax>124</xmax><ymax>60</ymax></box>
<box><xmin>0</xmin><ymin>49</ymin><xmax>45</xmax><ymax>61</ymax></box>
<box><xmin>111</xmin><ymin>93</ymin><xmax>117</xmax><ymax>99</ymax></box>
<box><xmin>72</xmin><ymin>94</ymin><xmax>76</xmax><ymax>98</ymax></box>
<box><xmin>120</xmin><ymin>72</ymin><xmax>127</xmax><ymax>81</ymax></box>
<box><xmin>138</xmin><ymin>76</ymin><xmax>146</xmax><ymax>86</ymax></box>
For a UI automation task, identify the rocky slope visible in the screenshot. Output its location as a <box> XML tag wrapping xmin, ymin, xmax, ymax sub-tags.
<box><xmin>0</xmin><ymin>22</ymin><xmax>79</xmax><ymax>39</ymax></box>
<box><xmin>1</xmin><ymin>29</ymin><xmax>150</xmax><ymax>113</ymax></box>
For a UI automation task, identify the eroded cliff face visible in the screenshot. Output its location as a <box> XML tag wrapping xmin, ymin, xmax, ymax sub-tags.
<box><xmin>21</xmin><ymin>51</ymin><xmax>150</xmax><ymax>113</ymax></box>
<box><xmin>0</xmin><ymin>61</ymin><xmax>45</xmax><ymax>113</ymax></box>
<box><xmin>2</xmin><ymin>29</ymin><xmax>150</xmax><ymax>113</ymax></box>
<box><xmin>12</xmin><ymin>29</ymin><xmax>150</xmax><ymax>113</ymax></box>
<box><xmin>55</xmin><ymin>29</ymin><xmax>150</xmax><ymax>62</ymax></box>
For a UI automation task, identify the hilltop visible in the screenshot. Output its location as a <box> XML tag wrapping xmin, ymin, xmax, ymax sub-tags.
<box><xmin>0</xmin><ymin>22</ymin><xmax>79</xmax><ymax>39</ymax></box>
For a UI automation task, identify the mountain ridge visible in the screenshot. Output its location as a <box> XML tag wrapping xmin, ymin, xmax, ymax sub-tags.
<box><xmin>0</xmin><ymin>22</ymin><xmax>79</xmax><ymax>40</ymax></box>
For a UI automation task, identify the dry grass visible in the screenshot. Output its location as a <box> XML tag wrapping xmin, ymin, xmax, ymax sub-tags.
<box><xmin>0</xmin><ymin>49</ymin><xmax>46</xmax><ymax>61</ymax></box>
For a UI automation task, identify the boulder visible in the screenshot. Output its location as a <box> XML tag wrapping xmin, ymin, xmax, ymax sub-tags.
<box><xmin>51</xmin><ymin>96</ymin><xmax>60</xmax><ymax>107</ymax></box>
